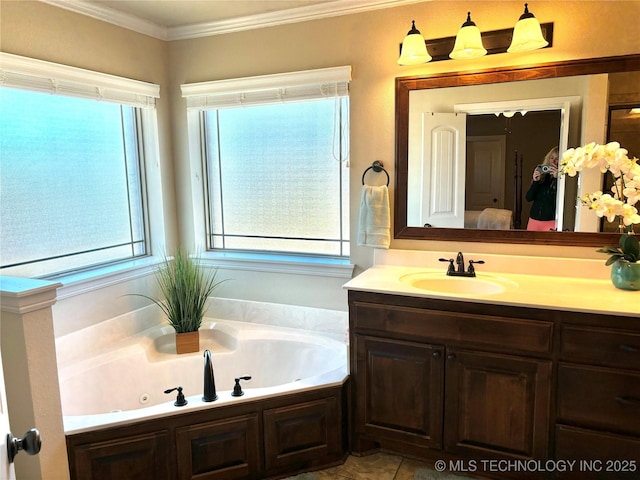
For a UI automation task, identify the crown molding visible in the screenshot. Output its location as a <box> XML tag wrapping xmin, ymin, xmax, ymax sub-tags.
<box><xmin>167</xmin><ymin>0</ymin><xmax>428</xmax><ymax>40</ymax></box>
<box><xmin>41</xmin><ymin>0</ymin><xmax>169</xmax><ymax>40</ymax></box>
<box><xmin>40</xmin><ymin>0</ymin><xmax>428</xmax><ymax>41</ymax></box>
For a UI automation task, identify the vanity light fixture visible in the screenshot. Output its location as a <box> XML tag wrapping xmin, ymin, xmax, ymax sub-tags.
<box><xmin>397</xmin><ymin>3</ymin><xmax>552</xmax><ymax>64</ymax></box>
<box><xmin>507</xmin><ymin>3</ymin><xmax>549</xmax><ymax>53</ymax></box>
<box><xmin>450</xmin><ymin>12</ymin><xmax>487</xmax><ymax>60</ymax></box>
<box><xmin>397</xmin><ymin>20</ymin><xmax>432</xmax><ymax>65</ymax></box>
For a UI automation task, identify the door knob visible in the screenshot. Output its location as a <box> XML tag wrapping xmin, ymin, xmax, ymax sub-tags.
<box><xmin>7</xmin><ymin>428</ymin><xmax>41</xmax><ymax>463</ymax></box>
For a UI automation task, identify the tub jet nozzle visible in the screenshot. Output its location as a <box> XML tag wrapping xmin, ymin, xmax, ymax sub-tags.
<box><xmin>203</xmin><ymin>349</ymin><xmax>218</xmax><ymax>402</ymax></box>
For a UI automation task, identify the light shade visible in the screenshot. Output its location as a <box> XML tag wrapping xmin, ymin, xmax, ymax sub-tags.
<box><xmin>450</xmin><ymin>12</ymin><xmax>487</xmax><ymax>60</ymax></box>
<box><xmin>397</xmin><ymin>20</ymin><xmax>432</xmax><ymax>65</ymax></box>
<box><xmin>508</xmin><ymin>3</ymin><xmax>549</xmax><ymax>53</ymax></box>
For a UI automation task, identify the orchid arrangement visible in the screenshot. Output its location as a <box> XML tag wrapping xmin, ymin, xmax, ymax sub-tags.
<box><xmin>560</xmin><ymin>141</ymin><xmax>640</xmax><ymax>265</ymax></box>
<box><xmin>560</xmin><ymin>141</ymin><xmax>640</xmax><ymax>228</ymax></box>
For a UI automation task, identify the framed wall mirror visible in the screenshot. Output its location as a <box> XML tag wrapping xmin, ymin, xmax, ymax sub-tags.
<box><xmin>395</xmin><ymin>54</ymin><xmax>640</xmax><ymax>247</ymax></box>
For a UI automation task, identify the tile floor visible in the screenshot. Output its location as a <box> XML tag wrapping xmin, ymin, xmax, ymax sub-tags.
<box><xmin>283</xmin><ymin>452</ymin><xmax>482</xmax><ymax>480</ymax></box>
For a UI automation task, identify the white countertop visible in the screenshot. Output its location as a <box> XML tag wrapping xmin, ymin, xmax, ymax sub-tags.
<box><xmin>343</xmin><ymin>265</ymin><xmax>640</xmax><ymax>318</ymax></box>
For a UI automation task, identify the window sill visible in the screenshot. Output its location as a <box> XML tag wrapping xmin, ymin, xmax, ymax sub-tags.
<box><xmin>51</xmin><ymin>256</ymin><xmax>163</xmax><ymax>300</ymax></box>
<box><xmin>50</xmin><ymin>252</ymin><xmax>354</xmax><ymax>301</ymax></box>
<box><xmin>200</xmin><ymin>252</ymin><xmax>355</xmax><ymax>278</ymax></box>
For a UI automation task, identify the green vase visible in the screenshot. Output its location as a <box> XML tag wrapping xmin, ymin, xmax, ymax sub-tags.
<box><xmin>610</xmin><ymin>259</ymin><xmax>640</xmax><ymax>291</ymax></box>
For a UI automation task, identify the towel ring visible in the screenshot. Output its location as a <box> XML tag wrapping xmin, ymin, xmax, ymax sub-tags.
<box><xmin>362</xmin><ymin>161</ymin><xmax>389</xmax><ymax>186</ymax></box>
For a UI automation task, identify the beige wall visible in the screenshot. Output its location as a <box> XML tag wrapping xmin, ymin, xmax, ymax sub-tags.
<box><xmin>2</xmin><ymin>1</ymin><xmax>640</xmax><ymax>315</ymax></box>
<box><xmin>166</xmin><ymin>0</ymin><xmax>640</xmax><ymax>272</ymax></box>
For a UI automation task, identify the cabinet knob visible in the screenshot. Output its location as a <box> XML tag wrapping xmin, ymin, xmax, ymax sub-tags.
<box><xmin>615</xmin><ymin>396</ymin><xmax>640</xmax><ymax>406</ymax></box>
<box><xmin>447</xmin><ymin>353</ymin><xmax>456</xmax><ymax>361</ymax></box>
<box><xmin>619</xmin><ymin>344</ymin><xmax>638</xmax><ymax>352</ymax></box>
<box><xmin>432</xmin><ymin>351</ymin><xmax>441</xmax><ymax>359</ymax></box>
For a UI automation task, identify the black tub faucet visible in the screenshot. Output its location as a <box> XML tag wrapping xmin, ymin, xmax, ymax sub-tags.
<box><xmin>456</xmin><ymin>252</ymin><xmax>465</xmax><ymax>273</ymax></box>
<box><xmin>231</xmin><ymin>376</ymin><xmax>252</xmax><ymax>397</ymax></box>
<box><xmin>203</xmin><ymin>349</ymin><xmax>218</xmax><ymax>402</ymax></box>
<box><xmin>164</xmin><ymin>386</ymin><xmax>187</xmax><ymax>407</ymax></box>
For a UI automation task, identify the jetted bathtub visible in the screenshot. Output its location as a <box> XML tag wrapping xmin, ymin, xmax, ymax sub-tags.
<box><xmin>58</xmin><ymin>318</ymin><xmax>348</xmax><ymax>434</ymax></box>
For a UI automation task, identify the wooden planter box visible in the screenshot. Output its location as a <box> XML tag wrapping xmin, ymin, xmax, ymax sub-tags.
<box><xmin>175</xmin><ymin>331</ymin><xmax>199</xmax><ymax>354</ymax></box>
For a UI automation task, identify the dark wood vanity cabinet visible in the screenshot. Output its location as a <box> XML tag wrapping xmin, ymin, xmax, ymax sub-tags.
<box><xmin>349</xmin><ymin>290</ymin><xmax>553</xmax><ymax>464</ymax></box>
<box><xmin>354</xmin><ymin>334</ymin><xmax>551</xmax><ymax>460</ymax></box>
<box><xmin>349</xmin><ymin>290</ymin><xmax>640</xmax><ymax>478</ymax></box>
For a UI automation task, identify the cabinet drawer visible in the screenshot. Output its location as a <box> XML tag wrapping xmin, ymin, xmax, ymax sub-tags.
<box><xmin>557</xmin><ymin>364</ymin><xmax>640</xmax><ymax>436</ymax></box>
<box><xmin>352</xmin><ymin>302</ymin><xmax>553</xmax><ymax>354</ymax></box>
<box><xmin>555</xmin><ymin>425</ymin><xmax>640</xmax><ymax>478</ymax></box>
<box><xmin>561</xmin><ymin>325</ymin><xmax>640</xmax><ymax>370</ymax></box>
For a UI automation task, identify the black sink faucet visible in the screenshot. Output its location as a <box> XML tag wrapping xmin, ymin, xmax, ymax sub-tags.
<box><xmin>439</xmin><ymin>252</ymin><xmax>485</xmax><ymax>277</ymax></box>
<box><xmin>456</xmin><ymin>252</ymin><xmax>465</xmax><ymax>273</ymax></box>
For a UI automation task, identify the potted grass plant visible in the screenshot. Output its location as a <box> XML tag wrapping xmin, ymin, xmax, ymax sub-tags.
<box><xmin>139</xmin><ymin>247</ymin><xmax>224</xmax><ymax>353</ymax></box>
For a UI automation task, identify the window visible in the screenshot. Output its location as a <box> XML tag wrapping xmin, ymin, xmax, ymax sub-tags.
<box><xmin>0</xmin><ymin>53</ymin><xmax>160</xmax><ymax>278</ymax></box>
<box><xmin>182</xmin><ymin>66</ymin><xmax>351</xmax><ymax>259</ymax></box>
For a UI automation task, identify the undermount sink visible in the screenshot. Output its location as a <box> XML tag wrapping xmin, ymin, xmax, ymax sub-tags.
<box><xmin>399</xmin><ymin>272</ymin><xmax>517</xmax><ymax>295</ymax></box>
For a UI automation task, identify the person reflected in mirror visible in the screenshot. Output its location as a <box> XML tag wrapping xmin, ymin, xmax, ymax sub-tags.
<box><xmin>526</xmin><ymin>146</ymin><xmax>559</xmax><ymax>231</ymax></box>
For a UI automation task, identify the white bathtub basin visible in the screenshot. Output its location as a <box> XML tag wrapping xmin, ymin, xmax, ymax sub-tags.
<box><xmin>58</xmin><ymin>319</ymin><xmax>347</xmax><ymax>427</ymax></box>
<box><xmin>400</xmin><ymin>272</ymin><xmax>517</xmax><ymax>295</ymax></box>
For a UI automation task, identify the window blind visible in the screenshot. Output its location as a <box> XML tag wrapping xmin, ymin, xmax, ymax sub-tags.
<box><xmin>181</xmin><ymin>66</ymin><xmax>351</xmax><ymax>110</ymax></box>
<box><xmin>0</xmin><ymin>53</ymin><xmax>159</xmax><ymax>108</ymax></box>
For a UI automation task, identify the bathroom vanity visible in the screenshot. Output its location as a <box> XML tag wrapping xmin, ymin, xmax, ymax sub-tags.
<box><xmin>345</xmin><ymin>265</ymin><xmax>640</xmax><ymax>479</ymax></box>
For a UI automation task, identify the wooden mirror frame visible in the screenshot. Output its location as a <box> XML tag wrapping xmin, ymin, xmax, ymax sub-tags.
<box><xmin>395</xmin><ymin>54</ymin><xmax>640</xmax><ymax>247</ymax></box>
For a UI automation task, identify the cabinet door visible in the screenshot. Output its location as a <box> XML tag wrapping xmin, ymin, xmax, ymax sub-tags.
<box><xmin>444</xmin><ymin>349</ymin><xmax>551</xmax><ymax>459</ymax></box>
<box><xmin>264</xmin><ymin>397</ymin><xmax>340</xmax><ymax>474</ymax></box>
<box><xmin>72</xmin><ymin>431</ymin><xmax>170</xmax><ymax>480</ymax></box>
<box><xmin>175</xmin><ymin>414</ymin><xmax>261</xmax><ymax>480</ymax></box>
<box><xmin>355</xmin><ymin>335</ymin><xmax>444</xmax><ymax>449</ymax></box>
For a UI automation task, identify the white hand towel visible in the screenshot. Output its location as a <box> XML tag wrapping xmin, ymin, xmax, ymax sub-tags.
<box><xmin>357</xmin><ymin>185</ymin><xmax>390</xmax><ymax>249</ymax></box>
